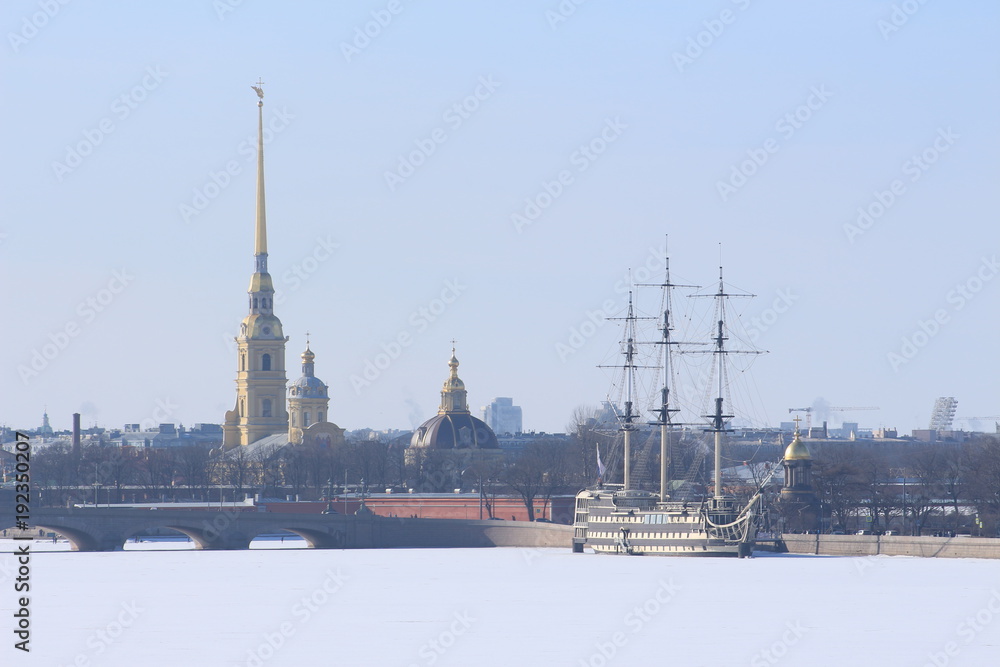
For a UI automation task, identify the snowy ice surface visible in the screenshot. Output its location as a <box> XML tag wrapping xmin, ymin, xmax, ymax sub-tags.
<box><xmin>2</xmin><ymin>538</ymin><xmax>999</xmax><ymax>667</ymax></box>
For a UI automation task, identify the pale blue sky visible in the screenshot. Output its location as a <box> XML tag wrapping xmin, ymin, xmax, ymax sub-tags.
<box><xmin>2</xmin><ymin>1</ymin><xmax>998</xmax><ymax>434</ymax></box>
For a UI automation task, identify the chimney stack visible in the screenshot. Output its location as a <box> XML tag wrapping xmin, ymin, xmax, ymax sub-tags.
<box><xmin>72</xmin><ymin>413</ymin><xmax>81</xmax><ymax>457</ymax></box>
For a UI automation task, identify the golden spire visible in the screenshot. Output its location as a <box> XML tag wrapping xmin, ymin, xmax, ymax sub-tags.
<box><xmin>252</xmin><ymin>78</ymin><xmax>267</xmax><ymax>258</ymax></box>
<box><xmin>245</xmin><ymin>79</ymin><xmax>276</xmax><ymax>314</ymax></box>
<box><xmin>448</xmin><ymin>340</ymin><xmax>459</xmax><ymax>376</ymax></box>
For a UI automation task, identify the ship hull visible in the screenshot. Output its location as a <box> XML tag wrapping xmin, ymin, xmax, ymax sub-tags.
<box><xmin>572</xmin><ymin>489</ymin><xmax>758</xmax><ymax>558</ymax></box>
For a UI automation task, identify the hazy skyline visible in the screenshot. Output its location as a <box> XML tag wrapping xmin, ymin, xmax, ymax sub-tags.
<box><xmin>3</xmin><ymin>1</ymin><xmax>998</xmax><ymax>435</ymax></box>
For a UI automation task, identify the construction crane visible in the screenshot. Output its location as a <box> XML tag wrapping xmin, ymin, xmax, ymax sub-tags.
<box><xmin>788</xmin><ymin>406</ymin><xmax>879</xmax><ymax>431</ymax></box>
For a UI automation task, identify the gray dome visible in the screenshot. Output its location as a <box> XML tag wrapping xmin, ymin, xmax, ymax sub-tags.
<box><xmin>289</xmin><ymin>375</ymin><xmax>327</xmax><ymax>398</ymax></box>
<box><xmin>410</xmin><ymin>413</ymin><xmax>499</xmax><ymax>450</ymax></box>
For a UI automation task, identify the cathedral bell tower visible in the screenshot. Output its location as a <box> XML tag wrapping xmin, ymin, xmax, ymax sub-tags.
<box><xmin>223</xmin><ymin>81</ymin><xmax>289</xmax><ymax>448</ymax></box>
<box><xmin>288</xmin><ymin>338</ymin><xmax>331</xmax><ymax>444</ymax></box>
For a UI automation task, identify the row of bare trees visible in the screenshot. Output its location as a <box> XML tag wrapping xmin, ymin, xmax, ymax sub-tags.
<box><xmin>808</xmin><ymin>437</ymin><xmax>1000</xmax><ymax>535</ymax></box>
<box><xmin>30</xmin><ymin>438</ymin><xmax>406</xmax><ymax>506</ymax></box>
<box><xmin>29</xmin><ymin>435</ymin><xmax>597</xmax><ymax>520</ymax></box>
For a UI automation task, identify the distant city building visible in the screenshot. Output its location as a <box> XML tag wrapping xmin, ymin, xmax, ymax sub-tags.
<box><xmin>40</xmin><ymin>410</ymin><xmax>54</xmax><ymax>436</ymax></box>
<box><xmin>114</xmin><ymin>423</ymin><xmax>223</xmax><ymax>448</ymax></box>
<box><xmin>497</xmin><ymin>431</ymin><xmax>571</xmax><ymax>455</ymax></box>
<box><xmin>836</xmin><ymin>422</ymin><xmax>859</xmax><ymax>439</ymax></box>
<box><xmin>481</xmin><ymin>397</ymin><xmax>522</xmax><ymax>435</ymax></box>
<box><xmin>929</xmin><ymin>397</ymin><xmax>958</xmax><ymax>431</ymax></box>
<box><xmin>593</xmin><ymin>401</ymin><xmax>619</xmax><ymax>427</ymax></box>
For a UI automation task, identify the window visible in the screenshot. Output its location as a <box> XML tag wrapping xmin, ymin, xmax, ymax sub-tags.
<box><xmin>262</xmin><ymin>399</ymin><xmax>272</xmax><ymax>418</ymax></box>
<box><xmin>318</xmin><ymin>411</ymin><xmax>324</xmax><ymax>423</ymax></box>
<box><xmin>303</xmin><ymin>412</ymin><xmax>310</xmax><ymax>428</ymax></box>
<box><xmin>262</xmin><ymin>353</ymin><xmax>271</xmax><ymax>371</ymax></box>
<box><xmin>240</xmin><ymin>353</ymin><xmax>246</xmax><ymax>371</ymax></box>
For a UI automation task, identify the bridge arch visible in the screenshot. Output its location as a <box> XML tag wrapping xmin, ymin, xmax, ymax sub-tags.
<box><xmin>245</xmin><ymin>525</ymin><xmax>347</xmax><ymax>549</ymax></box>
<box><xmin>33</xmin><ymin>523</ymin><xmax>126</xmax><ymax>552</ymax></box>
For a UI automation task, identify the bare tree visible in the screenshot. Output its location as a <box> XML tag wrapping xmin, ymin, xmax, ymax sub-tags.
<box><xmin>967</xmin><ymin>437</ymin><xmax>1000</xmax><ymax>535</ymax></box>
<box><xmin>812</xmin><ymin>446</ymin><xmax>863</xmax><ymax>531</ymax></box>
<box><xmin>33</xmin><ymin>442</ymin><xmax>77</xmax><ymax>506</ymax></box>
<box><xmin>908</xmin><ymin>446</ymin><xmax>948</xmax><ymax>535</ymax></box>
<box><xmin>218</xmin><ymin>447</ymin><xmax>258</xmax><ymax>501</ymax></box>
<box><xmin>853</xmin><ymin>449</ymin><xmax>898</xmax><ymax>531</ymax></box>
<box><xmin>137</xmin><ymin>448</ymin><xmax>177</xmax><ymax>500</ymax></box>
<box><xmin>503</xmin><ymin>442</ymin><xmax>570</xmax><ymax>521</ymax></box>
<box><xmin>175</xmin><ymin>445</ymin><xmax>212</xmax><ymax>500</ymax></box>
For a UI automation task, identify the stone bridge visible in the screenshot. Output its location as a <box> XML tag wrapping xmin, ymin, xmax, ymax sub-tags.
<box><xmin>20</xmin><ymin>507</ymin><xmax>573</xmax><ymax>552</ymax></box>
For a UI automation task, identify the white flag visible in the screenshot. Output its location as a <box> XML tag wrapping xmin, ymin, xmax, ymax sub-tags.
<box><xmin>596</xmin><ymin>443</ymin><xmax>606</xmax><ymax>479</ymax></box>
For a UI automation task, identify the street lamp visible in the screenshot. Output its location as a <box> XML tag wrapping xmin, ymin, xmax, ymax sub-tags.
<box><xmin>462</xmin><ymin>467</ymin><xmax>485</xmax><ymax>520</ymax></box>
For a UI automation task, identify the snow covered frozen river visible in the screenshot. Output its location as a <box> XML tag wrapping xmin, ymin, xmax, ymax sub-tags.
<box><xmin>2</xmin><ymin>539</ymin><xmax>998</xmax><ymax>666</ymax></box>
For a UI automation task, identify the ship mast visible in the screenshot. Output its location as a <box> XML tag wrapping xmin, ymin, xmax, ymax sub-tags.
<box><xmin>638</xmin><ymin>243</ymin><xmax>699</xmax><ymax>502</ymax></box>
<box><xmin>601</xmin><ymin>290</ymin><xmax>652</xmax><ymax>490</ymax></box>
<box><xmin>622</xmin><ymin>292</ymin><xmax>637</xmax><ymax>490</ymax></box>
<box><xmin>693</xmin><ymin>265</ymin><xmax>761</xmax><ymax>499</ymax></box>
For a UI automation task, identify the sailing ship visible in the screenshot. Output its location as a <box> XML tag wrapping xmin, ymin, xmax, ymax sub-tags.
<box><xmin>572</xmin><ymin>252</ymin><xmax>776</xmax><ymax>557</ymax></box>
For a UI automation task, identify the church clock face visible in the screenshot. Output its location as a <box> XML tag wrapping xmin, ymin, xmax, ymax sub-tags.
<box><xmin>262</xmin><ymin>326</ymin><xmax>272</xmax><ymax>335</ymax></box>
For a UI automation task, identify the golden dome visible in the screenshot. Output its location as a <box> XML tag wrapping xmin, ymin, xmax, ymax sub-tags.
<box><xmin>783</xmin><ymin>432</ymin><xmax>811</xmax><ymax>461</ymax></box>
